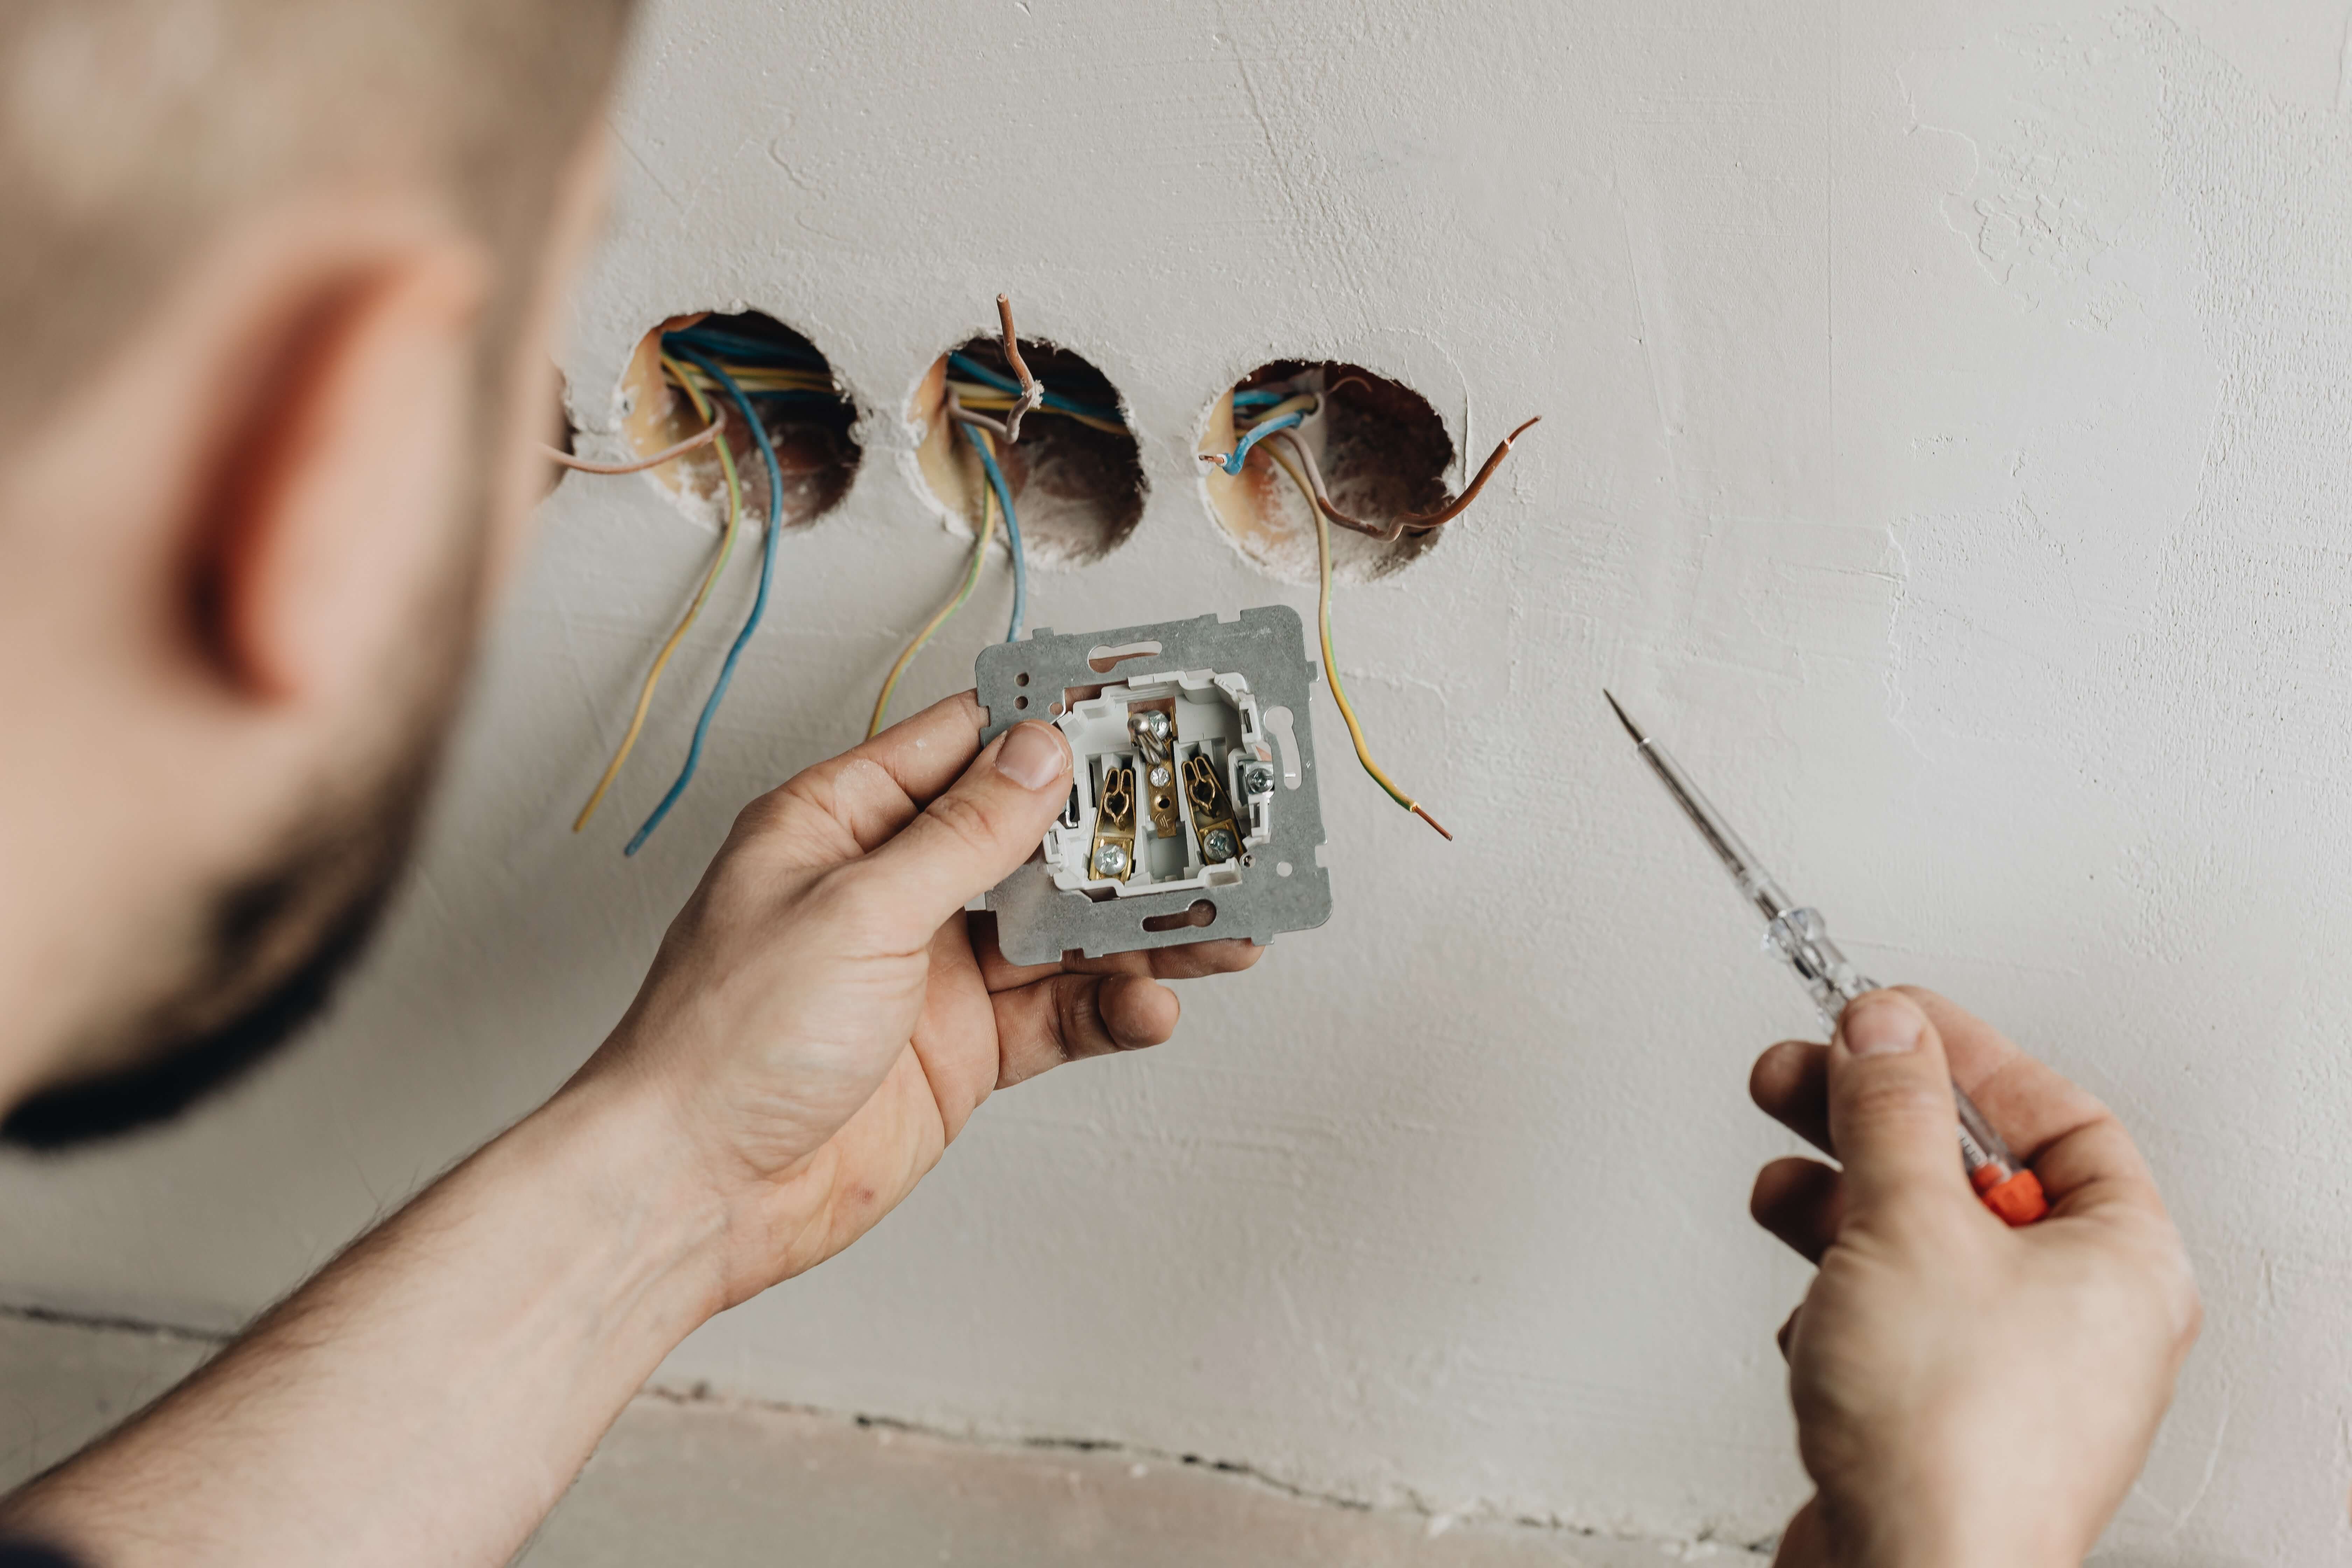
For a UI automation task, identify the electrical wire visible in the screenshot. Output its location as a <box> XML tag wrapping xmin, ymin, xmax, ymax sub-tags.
<box><xmin>864</xmin><ymin>295</ymin><xmax>1045</xmax><ymax>737</ymax></box>
<box><xmin>1251</xmin><ymin>392</ymin><xmax>1322</xmax><ymax>425</ymax></box>
<box><xmin>573</xmin><ymin>361</ymin><xmax>746</xmax><ymax>833</ymax></box>
<box><xmin>859</xmin><ymin>298</ymin><xmax>1050</xmax><ymax>738</ymax></box>
<box><xmin>624</xmin><ymin>344</ymin><xmax>786</xmax><ymax>856</ymax></box>
<box><xmin>1385</xmin><ymin>415</ymin><xmax>1542</xmax><ymax>532</ymax></box>
<box><xmin>1202</xmin><ymin>409</ymin><xmax>1305</xmax><ymax>476</ymax></box>
<box><xmin>944</xmin><ymin>354</ymin><xmax>1122</xmax><ymax>424</ymax></box>
<box><xmin>682</xmin><ymin>368</ymin><xmax>835</xmax><ymax>388</ymax></box>
<box><xmin>663</xmin><ymin>323</ymin><xmax>832</xmax><ymax>369</ymax></box>
<box><xmin>1272</xmin><ymin>421</ymin><xmax>1461</xmax><ymax>543</ymax></box>
<box><xmin>674</xmin><ymin>371</ymin><xmax>837</xmax><ymax>402</ymax></box>
<box><xmin>994</xmin><ymin>293</ymin><xmax>1045</xmax><ymax>442</ymax></box>
<box><xmin>1217</xmin><ymin>380</ymin><xmax>1535</xmax><ymax>540</ymax></box>
<box><xmin>944</xmin><ymin>386</ymin><xmax>1011</xmax><ymax>442</ymax></box>
<box><xmin>944</xmin><ymin>352</ymin><xmax>1020</xmax><ymax>394</ymax></box>
<box><xmin>1264</xmin><ymin>432</ymin><xmax>1451</xmax><ymax>840</ymax></box>
<box><xmin>867</xmin><ymin>462</ymin><xmax>1001</xmax><ymax>739</ymax></box>
<box><xmin>542</xmin><ymin>407</ymin><xmax>723</xmax><ymax>474</ymax></box>
<box><xmin>947</xmin><ymin>387</ymin><xmax>1127</xmax><ymax>434</ymax></box>
<box><xmin>960</xmin><ymin>421</ymin><xmax>1025</xmax><ymax>642</ymax></box>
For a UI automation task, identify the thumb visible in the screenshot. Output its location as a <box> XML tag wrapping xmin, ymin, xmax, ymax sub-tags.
<box><xmin>847</xmin><ymin>720</ymin><xmax>1072</xmax><ymax>942</ymax></box>
<box><xmin>1826</xmin><ymin>989</ymin><xmax>1970</xmax><ymax>1218</ymax></box>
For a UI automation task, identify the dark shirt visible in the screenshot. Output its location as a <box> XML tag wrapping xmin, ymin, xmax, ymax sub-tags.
<box><xmin>0</xmin><ymin>1542</ymin><xmax>78</xmax><ymax>1567</ymax></box>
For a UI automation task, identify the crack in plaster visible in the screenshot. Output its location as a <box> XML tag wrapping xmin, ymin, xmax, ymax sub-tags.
<box><xmin>0</xmin><ymin>1304</ymin><xmax>1768</xmax><ymax>1560</ymax></box>
<box><xmin>639</xmin><ymin>1379</ymin><xmax>1778</xmax><ymax>1560</ymax></box>
<box><xmin>0</xmin><ymin>1301</ymin><xmax>227</xmax><ymax>1350</ymax></box>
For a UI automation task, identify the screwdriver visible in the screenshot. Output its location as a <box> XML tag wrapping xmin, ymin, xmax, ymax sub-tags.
<box><xmin>1604</xmin><ymin>692</ymin><xmax>2049</xmax><ymax>1227</ymax></box>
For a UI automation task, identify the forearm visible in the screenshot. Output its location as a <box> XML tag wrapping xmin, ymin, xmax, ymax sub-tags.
<box><xmin>0</xmin><ymin>1076</ymin><xmax>724</xmax><ymax>1568</ymax></box>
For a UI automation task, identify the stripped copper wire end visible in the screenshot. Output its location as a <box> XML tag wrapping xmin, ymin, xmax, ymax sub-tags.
<box><xmin>1412</xmin><ymin>804</ymin><xmax>1454</xmax><ymax>841</ymax></box>
<box><xmin>1393</xmin><ymin>414</ymin><xmax>1541</xmax><ymax>532</ymax></box>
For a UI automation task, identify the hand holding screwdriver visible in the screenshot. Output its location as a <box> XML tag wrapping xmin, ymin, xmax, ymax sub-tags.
<box><xmin>1747</xmin><ymin>988</ymin><xmax>2199</xmax><ymax>1568</ymax></box>
<box><xmin>1603</xmin><ymin>692</ymin><xmax>2049</xmax><ymax>1224</ymax></box>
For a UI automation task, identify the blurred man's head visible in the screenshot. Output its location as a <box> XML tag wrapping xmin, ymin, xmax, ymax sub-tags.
<box><xmin>0</xmin><ymin>0</ymin><xmax>635</xmax><ymax>1146</ymax></box>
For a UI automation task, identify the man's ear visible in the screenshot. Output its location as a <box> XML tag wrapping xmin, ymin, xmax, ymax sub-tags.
<box><xmin>193</xmin><ymin>234</ymin><xmax>492</xmax><ymax>705</ymax></box>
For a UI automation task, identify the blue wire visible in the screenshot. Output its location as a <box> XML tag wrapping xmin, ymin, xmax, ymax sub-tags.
<box><xmin>625</xmin><ymin>346</ymin><xmax>785</xmax><ymax>856</ymax></box>
<box><xmin>1042</xmin><ymin>391</ymin><xmax>1120</xmax><ymax>421</ymax></box>
<box><xmin>666</xmin><ymin>325</ymin><xmax>830</xmax><ymax>370</ymax></box>
<box><xmin>944</xmin><ymin>351</ymin><xmax>1119</xmax><ymax>424</ymax></box>
<box><xmin>1212</xmin><ymin>411</ymin><xmax>1302</xmax><ymax>475</ymax></box>
<box><xmin>1230</xmin><ymin>388</ymin><xmax>1288</xmax><ymax>409</ymax></box>
<box><xmin>946</xmin><ymin>351</ymin><xmax>1018</xmax><ymax>393</ymax></box>
<box><xmin>962</xmin><ymin>421</ymin><xmax>1025</xmax><ymax>642</ymax></box>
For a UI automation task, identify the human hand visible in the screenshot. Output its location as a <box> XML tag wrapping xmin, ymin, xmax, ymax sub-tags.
<box><xmin>1746</xmin><ymin>988</ymin><xmax>2199</xmax><ymax>1568</ymax></box>
<box><xmin>567</xmin><ymin>692</ymin><xmax>1262</xmax><ymax>1309</ymax></box>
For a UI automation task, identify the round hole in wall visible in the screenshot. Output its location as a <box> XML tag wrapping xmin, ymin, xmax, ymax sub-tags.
<box><xmin>542</xmin><ymin>400</ymin><xmax>582</xmax><ymax>499</ymax></box>
<box><xmin>1199</xmin><ymin>362</ymin><xmax>1460</xmax><ymax>584</ymax></box>
<box><xmin>613</xmin><ymin>310</ymin><xmax>861</xmax><ymax>528</ymax></box>
<box><xmin>909</xmin><ymin>336</ymin><xmax>1144</xmax><ymax>567</ymax></box>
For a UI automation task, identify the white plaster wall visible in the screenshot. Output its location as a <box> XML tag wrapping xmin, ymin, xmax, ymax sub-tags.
<box><xmin>4</xmin><ymin>0</ymin><xmax>2350</xmax><ymax>1557</ymax></box>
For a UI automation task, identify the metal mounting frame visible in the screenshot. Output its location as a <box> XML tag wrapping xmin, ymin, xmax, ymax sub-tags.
<box><xmin>975</xmin><ymin>606</ymin><xmax>1333</xmax><ymax>964</ymax></box>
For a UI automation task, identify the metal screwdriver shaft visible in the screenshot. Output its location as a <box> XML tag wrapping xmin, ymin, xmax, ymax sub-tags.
<box><xmin>1603</xmin><ymin>692</ymin><xmax>2048</xmax><ymax>1227</ymax></box>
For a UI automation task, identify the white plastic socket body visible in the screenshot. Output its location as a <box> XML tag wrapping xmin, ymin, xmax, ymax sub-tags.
<box><xmin>1045</xmin><ymin>668</ymin><xmax>1275</xmax><ymax>900</ymax></box>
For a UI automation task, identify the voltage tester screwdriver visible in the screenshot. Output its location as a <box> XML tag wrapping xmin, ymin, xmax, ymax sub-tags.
<box><xmin>1604</xmin><ymin>693</ymin><xmax>2049</xmax><ymax>1227</ymax></box>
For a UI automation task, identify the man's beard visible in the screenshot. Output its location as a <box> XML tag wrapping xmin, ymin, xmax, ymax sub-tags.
<box><xmin>0</xmin><ymin>783</ymin><xmax>433</xmax><ymax>1150</ymax></box>
<box><xmin>2</xmin><ymin>559</ymin><xmax>479</xmax><ymax>1152</ymax></box>
<box><xmin>1</xmin><ymin>736</ymin><xmax>447</xmax><ymax>1151</ymax></box>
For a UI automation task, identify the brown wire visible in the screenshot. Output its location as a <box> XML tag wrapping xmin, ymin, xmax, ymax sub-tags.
<box><xmin>1271</xmin><ymin>415</ymin><xmax>1540</xmax><ymax>542</ymax></box>
<box><xmin>994</xmin><ymin>293</ymin><xmax>1045</xmax><ymax>443</ymax></box>
<box><xmin>995</xmin><ymin>294</ymin><xmax>1037</xmax><ymax>390</ymax></box>
<box><xmin>1392</xmin><ymin>415</ymin><xmax>1542</xmax><ymax>531</ymax></box>
<box><xmin>1271</xmin><ymin>430</ymin><xmax>1392</xmax><ymax>541</ymax></box>
<box><xmin>540</xmin><ymin>408</ymin><xmax>724</xmax><ymax>474</ymax></box>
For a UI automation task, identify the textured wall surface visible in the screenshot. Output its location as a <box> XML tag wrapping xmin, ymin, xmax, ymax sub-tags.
<box><xmin>0</xmin><ymin>1315</ymin><xmax>1757</xmax><ymax>1567</ymax></box>
<box><xmin>4</xmin><ymin>1</ymin><xmax>2349</xmax><ymax>1558</ymax></box>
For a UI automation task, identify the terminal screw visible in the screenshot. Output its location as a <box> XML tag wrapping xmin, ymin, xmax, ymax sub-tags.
<box><xmin>1240</xmin><ymin>763</ymin><xmax>1275</xmax><ymax>797</ymax></box>
<box><xmin>1093</xmin><ymin>843</ymin><xmax>1129</xmax><ymax>878</ymax></box>
<box><xmin>1201</xmin><ymin>827</ymin><xmax>1239</xmax><ymax>863</ymax></box>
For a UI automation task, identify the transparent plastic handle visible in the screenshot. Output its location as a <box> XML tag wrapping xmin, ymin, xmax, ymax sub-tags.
<box><xmin>1766</xmin><ymin>906</ymin><xmax>2038</xmax><ymax>1214</ymax></box>
<box><xmin>1764</xmin><ymin>907</ymin><xmax>1872</xmax><ymax>1036</ymax></box>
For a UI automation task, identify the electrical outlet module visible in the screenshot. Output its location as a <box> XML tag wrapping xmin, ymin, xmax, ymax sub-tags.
<box><xmin>974</xmin><ymin>606</ymin><xmax>1333</xmax><ymax>963</ymax></box>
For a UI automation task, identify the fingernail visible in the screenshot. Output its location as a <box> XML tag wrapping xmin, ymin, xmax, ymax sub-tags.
<box><xmin>1842</xmin><ymin>998</ymin><xmax>1923</xmax><ymax>1058</ymax></box>
<box><xmin>995</xmin><ymin>722</ymin><xmax>1069</xmax><ymax>790</ymax></box>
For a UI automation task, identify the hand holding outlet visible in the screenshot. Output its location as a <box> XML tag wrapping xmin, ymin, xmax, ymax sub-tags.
<box><xmin>1745</xmin><ymin>989</ymin><xmax>2200</xmax><ymax>1568</ymax></box>
<box><xmin>564</xmin><ymin>692</ymin><xmax>1263</xmax><ymax>1307</ymax></box>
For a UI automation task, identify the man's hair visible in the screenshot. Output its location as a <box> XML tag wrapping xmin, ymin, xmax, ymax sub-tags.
<box><xmin>0</xmin><ymin>0</ymin><xmax>635</xmax><ymax>440</ymax></box>
<box><xmin>0</xmin><ymin>0</ymin><xmax>635</xmax><ymax>1147</ymax></box>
